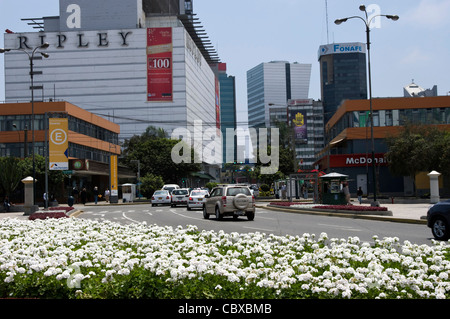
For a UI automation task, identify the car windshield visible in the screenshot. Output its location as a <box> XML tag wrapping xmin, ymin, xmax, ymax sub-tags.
<box><xmin>191</xmin><ymin>190</ymin><xmax>208</xmax><ymax>196</ymax></box>
<box><xmin>154</xmin><ymin>191</ymin><xmax>167</xmax><ymax>195</ymax></box>
<box><xmin>226</xmin><ymin>187</ymin><xmax>251</xmax><ymax>196</ymax></box>
<box><xmin>172</xmin><ymin>190</ymin><xmax>188</xmax><ymax>195</ymax></box>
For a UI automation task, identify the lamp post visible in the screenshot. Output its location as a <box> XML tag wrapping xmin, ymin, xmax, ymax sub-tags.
<box><xmin>335</xmin><ymin>5</ymin><xmax>398</xmax><ymax>206</ymax></box>
<box><xmin>1</xmin><ymin>43</ymin><xmax>50</xmax><ymax>207</ymax></box>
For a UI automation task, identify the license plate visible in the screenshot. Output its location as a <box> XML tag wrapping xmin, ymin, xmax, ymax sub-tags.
<box><xmin>177</xmin><ymin>197</ymin><xmax>182</xmax><ymax>200</ymax></box>
<box><xmin>158</xmin><ymin>197</ymin><xmax>162</xmax><ymax>200</ymax></box>
<box><xmin>198</xmin><ymin>198</ymin><xmax>202</xmax><ymax>201</ymax></box>
<box><xmin>236</xmin><ymin>211</ymin><xmax>244</xmax><ymax>216</ymax></box>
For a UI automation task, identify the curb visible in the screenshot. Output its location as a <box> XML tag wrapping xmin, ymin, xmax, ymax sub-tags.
<box><xmin>256</xmin><ymin>204</ymin><xmax>428</xmax><ymax>225</ymax></box>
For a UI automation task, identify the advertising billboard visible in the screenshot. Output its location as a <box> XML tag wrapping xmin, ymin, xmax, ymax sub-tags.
<box><xmin>318</xmin><ymin>42</ymin><xmax>366</xmax><ymax>59</ymax></box>
<box><xmin>147</xmin><ymin>27</ymin><xmax>173</xmax><ymax>102</ymax></box>
<box><xmin>49</xmin><ymin>118</ymin><xmax>69</xmax><ymax>170</ymax></box>
<box><xmin>290</xmin><ymin>110</ymin><xmax>307</xmax><ymax>144</ymax></box>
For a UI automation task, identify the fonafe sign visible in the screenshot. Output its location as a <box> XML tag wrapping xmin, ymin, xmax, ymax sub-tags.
<box><xmin>318</xmin><ymin>42</ymin><xmax>366</xmax><ymax>59</ymax></box>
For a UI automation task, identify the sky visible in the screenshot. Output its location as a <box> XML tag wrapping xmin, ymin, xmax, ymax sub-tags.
<box><xmin>1</xmin><ymin>0</ymin><xmax>450</xmax><ymax>126</ymax></box>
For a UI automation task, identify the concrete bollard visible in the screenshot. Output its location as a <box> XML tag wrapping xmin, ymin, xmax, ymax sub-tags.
<box><xmin>427</xmin><ymin>171</ymin><xmax>441</xmax><ymax>204</ymax></box>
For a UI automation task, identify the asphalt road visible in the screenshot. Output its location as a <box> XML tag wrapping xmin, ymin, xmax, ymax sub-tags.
<box><xmin>76</xmin><ymin>202</ymin><xmax>434</xmax><ymax>245</ymax></box>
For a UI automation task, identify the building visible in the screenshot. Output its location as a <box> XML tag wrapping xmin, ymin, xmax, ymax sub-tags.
<box><xmin>212</xmin><ymin>63</ymin><xmax>237</xmax><ymax>166</ymax></box>
<box><xmin>404</xmin><ymin>81</ymin><xmax>438</xmax><ymax>97</ymax></box>
<box><xmin>315</xmin><ymin>96</ymin><xmax>450</xmax><ymax>196</ymax></box>
<box><xmin>318</xmin><ymin>42</ymin><xmax>367</xmax><ymax>123</ymax></box>
<box><xmin>269</xmin><ymin>99</ymin><xmax>324</xmax><ymax>170</ymax></box>
<box><xmin>0</xmin><ymin>100</ymin><xmax>134</xmax><ymax>203</ymax></box>
<box><xmin>3</xmin><ymin>0</ymin><xmax>223</xmax><ymax>180</ymax></box>
<box><xmin>247</xmin><ymin>61</ymin><xmax>311</xmax><ymax>129</ymax></box>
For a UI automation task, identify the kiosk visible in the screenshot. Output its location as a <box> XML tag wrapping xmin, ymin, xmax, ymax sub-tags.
<box><xmin>121</xmin><ymin>183</ymin><xmax>136</xmax><ymax>203</ymax></box>
<box><xmin>320</xmin><ymin>172</ymin><xmax>348</xmax><ymax>205</ymax></box>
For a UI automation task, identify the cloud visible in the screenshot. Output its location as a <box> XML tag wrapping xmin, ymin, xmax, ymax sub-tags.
<box><xmin>403</xmin><ymin>0</ymin><xmax>450</xmax><ymax>29</ymax></box>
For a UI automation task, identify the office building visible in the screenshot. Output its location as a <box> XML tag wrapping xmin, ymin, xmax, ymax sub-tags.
<box><xmin>212</xmin><ymin>63</ymin><xmax>237</xmax><ymax>166</ymax></box>
<box><xmin>315</xmin><ymin>96</ymin><xmax>450</xmax><ymax>196</ymax></box>
<box><xmin>3</xmin><ymin>0</ymin><xmax>222</xmax><ymax>179</ymax></box>
<box><xmin>247</xmin><ymin>61</ymin><xmax>311</xmax><ymax>129</ymax></box>
<box><xmin>318</xmin><ymin>42</ymin><xmax>367</xmax><ymax>123</ymax></box>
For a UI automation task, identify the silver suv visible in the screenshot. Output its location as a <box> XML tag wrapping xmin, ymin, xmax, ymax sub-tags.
<box><xmin>203</xmin><ymin>185</ymin><xmax>255</xmax><ymax>221</ymax></box>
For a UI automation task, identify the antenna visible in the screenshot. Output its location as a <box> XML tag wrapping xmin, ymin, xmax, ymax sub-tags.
<box><xmin>325</xmin><ymin>0</ymin><xmax>330</xmax><ymax>44</ymax></box>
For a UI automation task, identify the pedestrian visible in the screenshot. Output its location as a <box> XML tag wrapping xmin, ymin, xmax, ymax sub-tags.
<box><xmin>343</xmin><ymin>182</ymin><xmax>351</xmax><ymax>205</ymax></box>
<box><xmin>81</xmin><ymin>188</ymin><xmax>87</xmax><ymax>205</ymax></box>
<box><xmin>72</xmin><ymin>187</ymin><xmax>79</xmax><ymax>203</ymax></box>
<box><xmin>104</xmin><ymin>189</ymin><xmax>110</xmax><ymax>203</ymax></box>
<box><xmin>302</xmin><ymin>183</ymin><xmax>308</xmax><ymax>199</ymax></box>
<box><xmin>3</xmin><ymin>196</ymin><xmax>11</xmax><ymax>212</ymax></box>
<box><xmin>357</xmin><ymin>187</ymin><xmax>363</xmax><ymax>204</ymax></box>
<box><xmin>93</xmin><ymin>186</ymin><xmax>99</xmax><ymax>204</ymax></box>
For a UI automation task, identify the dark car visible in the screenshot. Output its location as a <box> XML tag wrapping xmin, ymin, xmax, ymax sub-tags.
<box><xmin>427</xmin><ymin>199</ymin><xmax>450</xmax><ymax>240</ymax></box>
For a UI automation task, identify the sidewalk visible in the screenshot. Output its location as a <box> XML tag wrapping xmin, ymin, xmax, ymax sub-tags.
<box><xmin>256</xmin><ymin>200</ymin><xmax>431</xmax><ymax>224</ymax></box>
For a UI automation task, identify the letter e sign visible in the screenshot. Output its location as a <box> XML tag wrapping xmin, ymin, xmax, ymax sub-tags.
<box><xmin>67</xmin><ymin>4</ymin><xmax>81</xmax><ymax>29</ymax></box>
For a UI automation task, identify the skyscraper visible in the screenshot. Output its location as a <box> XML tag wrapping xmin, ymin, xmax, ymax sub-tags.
<box><xmin>247</xmin><ymin>61</ymin><xmax>311</xmax><ymax>129</ymax></box>
<box><xmin>318</xmin><ymin>42</ymin><xmax>367</xmax><ymax>123</ymax></box>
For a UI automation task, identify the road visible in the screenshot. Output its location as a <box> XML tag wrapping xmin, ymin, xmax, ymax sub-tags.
<box><xmin>75</xmin><ymin>202</ymin><xmax>434</xmax><ymax>245</ymax></box>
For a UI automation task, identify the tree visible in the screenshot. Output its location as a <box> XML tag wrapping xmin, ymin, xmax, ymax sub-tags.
<box><xmin>0</xmin><ymin>157</ymin><xmax>22</xmax><ymax>198</ymax></box>
<box><xmin>140</xmin><ymin>173</ymin><xmax>164</xmax><ymax>199</ymax></box>
<box><xmin>385</xmin><ymin>123</ymin><xmax>450</xmax><ymax>191</ymax></box>
<box><xmin>122</xmin><ymin>126</ymin><xmax>201</xmax><ymax>184</ymax></box>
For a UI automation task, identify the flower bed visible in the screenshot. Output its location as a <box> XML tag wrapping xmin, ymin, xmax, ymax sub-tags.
<box><xmin>28</xmin><ymin>212</ymin><xmax>69</xmax><ymax>220</ymax></box>
<box><xmin>270</xmin><ymin>202</ymin><xmax>388</xmax><ymax>211</ymax></box>
<box><xmin>0</xmin><ymin>218</ymin><xmax>449</xmax><ymax>299</ymax></box>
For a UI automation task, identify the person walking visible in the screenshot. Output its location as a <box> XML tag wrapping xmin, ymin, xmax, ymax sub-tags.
<box><xmin>343</xmin><ymin>182</ymin><xmax>351</xmax><ymax>205</ymax></box>
<box><xmin>80</xmin><ymin>188</ymin><xmax>87</xmax><ymax>205</ymax></box>
<box><xmin>93</xmin><ymin>186</ymin><xmax>99</xmax><ymax>204</ymax></box>
<box><xmin>357</xmin><ymin>187</ymin><xmax>363</xmax><ymax>204</ymax></box>
<box><xmin>3</xmin><ymin>196</ymin><xmax>11</xmax><ymax>212</ymax></box>
<box><xmin>104</xmin><ymin>189</ymin><xmax>110</xmax><ymax>203</ymax></box>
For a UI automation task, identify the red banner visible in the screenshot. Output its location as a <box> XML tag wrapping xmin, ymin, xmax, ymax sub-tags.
<box><xmin>147</xmin><ymin>28</ymin><xmax>173</xmax><ymax>102</ymax></box>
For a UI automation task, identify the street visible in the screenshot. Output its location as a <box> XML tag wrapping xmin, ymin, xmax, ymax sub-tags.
<box><xmin>76</xmin><ymin>202</ymin><xmax>433</xmax><ymax>245</ymax></box>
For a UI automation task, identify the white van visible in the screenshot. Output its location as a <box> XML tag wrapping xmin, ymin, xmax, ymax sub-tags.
<box><xmin>162</xmin><ymin>184</ymin><xmax>180</xmax><ymax>194</ymax></box>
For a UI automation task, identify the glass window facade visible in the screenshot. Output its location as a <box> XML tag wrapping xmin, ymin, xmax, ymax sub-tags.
<box><xmin>320</xmin><ymin>53</ymin><xmax>367</xmax><ymax>123</ymax></box>
<box><xmin>0</xmin><ymin>113</ymin><xmax>119</xmax><ymax>163</ymax></box>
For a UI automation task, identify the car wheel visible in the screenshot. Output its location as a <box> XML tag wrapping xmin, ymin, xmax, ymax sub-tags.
<box><xmin>203</xmin><ymin>205</ymin><xmax>209</xmax><ymax>219</ymax></box>
<box><xmin>215</xmin><ymin>206</ymin><xmax>222</xmax><ymax>220</ymax></box>
<box><xmin>247</xmin><ymin>212</ymin><xmax>255</xmax><ymax>221</ymax></box>
<box><xmin>431</xmin><ymin>217</ymin><xmax>450</xmax><ymax>240</ymax></box>
<box><xmin>187</xmin><ymin>206</ymin><xmax>191</xmax><ymax>211</ymax></box>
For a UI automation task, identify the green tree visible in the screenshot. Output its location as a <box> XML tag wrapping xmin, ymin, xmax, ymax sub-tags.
<box><xmin>386</xmin><ymin>123</ymin><xmax>450</xmax><ymax>192</ymax></box>
<box><xmin>140</xmin><ymin>173</ymin><xmax>164</xmax><ymax>198</ymax></box>
<box><xmin>122</xmin><ymin>126</ymin><xmax>201</xmax><ymax>184</ymax></box>
<box><xmin>0</xmin><ymin>157</ymin><xmax>22</xmax><ymax>198</ymax></box>
<box><xmin>18</xmin><ymin>155</ymin><xmax>65</xmax><ymax>199</ymax></box>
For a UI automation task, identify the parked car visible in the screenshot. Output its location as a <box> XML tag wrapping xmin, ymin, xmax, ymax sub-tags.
<box><xmin>203</xmin><ymin>185</ymin><xmax>255</xmax><ymax>221</ymax></box>
<box><xmin>187</xmin><ymin>189</ymin><xmax>209</xmax><ymax>210</ymax></box>
<box><xmin>171</xmin><ymin>188</ymin><xmax>189</xmax><ymax>207</ymax></box>
<box><xmin>427</xmin><ymin>199</ymin><xmax>450</xmax><ymax>240</ymax></box>
<box><xmin>151</xmin><ymin>190</ymin><xmax>171</xmax><ymax>206</ymax></box>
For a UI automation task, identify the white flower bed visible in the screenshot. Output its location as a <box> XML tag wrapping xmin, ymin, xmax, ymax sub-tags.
<box><xmin>0</xmin><ymin>217</ymin><xmax>449</xmax><ymax>299</ymax></box>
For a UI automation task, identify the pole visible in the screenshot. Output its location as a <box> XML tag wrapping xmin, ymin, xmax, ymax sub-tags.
<box><xmin>29</xmin><ymin>53</ymin><xmax>36</xmax><ymax>207</ymax></box>
<box><xmin>44</xmin><ymin>112</ymin><xmax>48</xmax><ymax>209</ymax></box>
<box><xmin>366</xmin><ymin>24</ymin><xmax>378</xmax><ymax>206</ymax></box>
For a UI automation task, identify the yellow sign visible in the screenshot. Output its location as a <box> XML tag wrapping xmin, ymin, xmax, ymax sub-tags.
<box><xmin>49</xmin><ymin>118</ymin><xmax>69</xmax><ymax>170</ymax></box>
<box><xmin>110</xmin><ymin>155</ymin><xmax>118</xmax><ymax>196</ymax></box>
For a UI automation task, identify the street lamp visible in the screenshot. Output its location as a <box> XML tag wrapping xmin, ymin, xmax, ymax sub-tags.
<box><xmin>1</xmin><ymin>43</ymin><xmax>50</xmax><ymax>208</ymax></box>
<box><xmin>335</xmin><ymin>5</ymin><xmax>398</xmax><ymax>206</ymax></box>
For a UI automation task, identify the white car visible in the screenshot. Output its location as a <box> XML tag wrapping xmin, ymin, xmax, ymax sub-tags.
<box><xmin>187</xmin><ymin>189</ymin><xmax>209</xmax><ymax>210</ymax></box>
<box><xmin>151</xmin><ymin>190</ymin><xmax>171</xmax><ymax>206</ymax></box>
<box><xmin>171</xmin><ymin>188</ymin><xmax>189</xmax><ymax>207</ymax></box>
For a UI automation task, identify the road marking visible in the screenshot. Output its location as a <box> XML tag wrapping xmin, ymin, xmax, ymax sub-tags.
<box><xmin>122</xmin><ymin>212</ymin><xmax>141</xmax><ymax>224</ymax></box>
<box><xmin>243</xmin><ymin>226</ymin><xmax>274</xmax><ymax>232</ymax></box>
<box><xmin>318</xmin><ymin>223</ymin><xmax>362</xmax><ymax>232</ymax></box>
<box><xmin>169</xmin><ymin>209</ymin><xmax>201</xmax><ymax>221</ymax></box>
